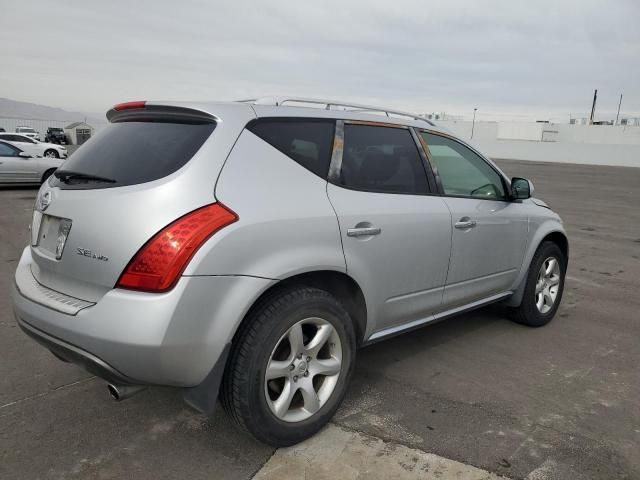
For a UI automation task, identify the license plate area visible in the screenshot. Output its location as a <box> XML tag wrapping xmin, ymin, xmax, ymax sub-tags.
<box><xmin>34</xmin><ymin>213</ymin><xmax>72</xmax><ymax>260</ymax></box>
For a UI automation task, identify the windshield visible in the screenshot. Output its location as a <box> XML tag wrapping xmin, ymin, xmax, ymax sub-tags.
<box><xmin>53</xmin><ymin>121</ymin><xmax>216</xmax><ymax>189</ymax></box>
<box><xmin>19</xmin><ymin>128</ymin><xmax>36</xmax><ymax>133</ymax></box>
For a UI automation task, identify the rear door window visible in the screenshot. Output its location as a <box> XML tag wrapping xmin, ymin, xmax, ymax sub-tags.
<box><xmin>247</xmin><ymin>119</ymin><xmax>335</xmax><ymax>178</ymax></box>
<box><xmin>53</xmin><ymin>121</ymin><xmax>216</xmax><ymax>189</ymax></box>
<box><xmin>339</xmin><ymin>124</ymin><xmax>429</xmax><ymax>194</ymax></box>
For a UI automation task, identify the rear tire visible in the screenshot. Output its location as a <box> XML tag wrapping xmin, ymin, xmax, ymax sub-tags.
<box><xmin>509</xmin><ymin>241</ymin><xmax>566</xmax><ymax>327</ymax></box>
<box><xmin>221</xmin><ymin>286</ymin><xmax>356</xmax><ymax>446</ymax></box>
<box><xmin>41</xmin><ymin>168</ymin><xmax>56</xmax><ymax>184</ymax></box>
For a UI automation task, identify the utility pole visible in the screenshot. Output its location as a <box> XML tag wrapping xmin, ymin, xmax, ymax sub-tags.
<box><xmin>615</xmin><ymin>94</ymin><xmax>623</xmax><ymax>125</ymax></box>
<box><xmin>471</xmin><ymin>108</ymin><xmax>477</xmax><ymax>139</ymax></box>
<box><xmin>589</xmin><ymin>89</ymin><xmax>598</xmax><ymax>124</ymax></box>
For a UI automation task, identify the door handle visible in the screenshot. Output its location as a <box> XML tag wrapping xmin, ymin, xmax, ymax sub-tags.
<box><xmin>347</xmin><ymin>226</ymin><xmax>381</xmax><ymax>237</ymax></box>
<box><xmin>454</xmin><ymin>218</ymin><xmax>477</xmax><ymax>229</ymax></box>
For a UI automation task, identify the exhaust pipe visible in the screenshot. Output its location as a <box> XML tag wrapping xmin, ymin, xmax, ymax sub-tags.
<box><xmin>107</xmin><ymin>383</ymin><xmax>146</xmax><ymax>401</ymax></box>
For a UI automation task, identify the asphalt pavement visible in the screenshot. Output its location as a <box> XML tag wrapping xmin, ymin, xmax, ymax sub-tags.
<box><xmin>1</xmin><ymin>159</ymin><xmax>638</xmax><ymax>479</ymax></box>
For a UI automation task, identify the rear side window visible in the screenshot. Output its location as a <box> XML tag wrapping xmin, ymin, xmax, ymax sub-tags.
<box><xmin>339</xmin><ymin>124</ymin><xmax>428</xmax><ymax>194</ymax></box>
<box><xmin>0</xmin><ymin>142</ymin><xmax>18</xmax><ymax>156</ymax></box>
<box><xmin>54</xmin><ymin>121</ymin><xmax>215</xmax><ymax>189</ymax></box>
<box><xmin>248</xmin><ymin>119</ymin><xmax>335</xmax><ymax>178</ymax></box>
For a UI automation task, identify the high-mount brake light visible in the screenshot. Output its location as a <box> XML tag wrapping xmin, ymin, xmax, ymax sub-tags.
<box><xmin>116</xmin><ymin>203</ymin><xmax>238</xmax><ymax>293</ymax></box>
<box><xmin>113</xmin><ymin>101</ymin><xmax>147</xmax><ymax>111</ymax></box>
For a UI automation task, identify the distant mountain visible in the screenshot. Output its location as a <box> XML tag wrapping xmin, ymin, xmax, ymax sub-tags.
<box><xmin>0</xmin><ymin>98</ymin><xmax>105</xmax><ymax>125</ymax></box>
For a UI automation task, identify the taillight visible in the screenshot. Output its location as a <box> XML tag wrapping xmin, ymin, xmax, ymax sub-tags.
<box><xmin>113</xmin><ymin>100</ymin><xmax>146</xmax><ymax>111</ymax></box>
<box><xmin>116</xmin><ymin>203</ymin><xmax>237</xmax><ymax>293</ymax></box>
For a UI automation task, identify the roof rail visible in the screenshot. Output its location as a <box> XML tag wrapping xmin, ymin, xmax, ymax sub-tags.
<box><xmin>239</xmin><ymin>96</ymin><xmax>435</xmax><ymax>126</ymax></box>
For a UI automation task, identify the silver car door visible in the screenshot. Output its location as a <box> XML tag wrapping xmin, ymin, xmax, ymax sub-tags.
<box><xmin>327</xmin><ymin>121</ymin><xmax>452</xmax><ymax>338</ymax></box>
<box><xmin>420</xmin><ymin>131</ymin><xmax>529</xmax><ymax>308</ymax></box>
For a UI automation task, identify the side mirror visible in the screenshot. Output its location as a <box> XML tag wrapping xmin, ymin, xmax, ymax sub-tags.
<box><xmin>511</xmin><ymin>177</ymin><xmax>534</xmax><ymax>200</ymax></box>
<box><xmin>18</xmin><ymin>151</ymin><xmax>32</xmax><ymax>158</ymax></box>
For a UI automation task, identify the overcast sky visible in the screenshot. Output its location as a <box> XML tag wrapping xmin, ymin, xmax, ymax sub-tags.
<box><xmin>1</xmin><ymin>0</ymin><xmax>639</xmax><ymax>121</ymax></box>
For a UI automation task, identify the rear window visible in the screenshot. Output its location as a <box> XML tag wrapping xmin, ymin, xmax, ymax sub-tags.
<box><xmin>53</xmin><ymin>121</ymin><xmax>215</xmax><ymax>189</ymax></box>
<box><xmin>247</xmin><ymin>119</ymin><xmax>335</xmax><ymax>178</ymax></box>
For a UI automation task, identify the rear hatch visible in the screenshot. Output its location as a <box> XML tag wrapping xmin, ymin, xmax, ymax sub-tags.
<box><xmin>29</xmin><ymin>102</ymin><xmax>254</xmax><ymax>301</ymax></box>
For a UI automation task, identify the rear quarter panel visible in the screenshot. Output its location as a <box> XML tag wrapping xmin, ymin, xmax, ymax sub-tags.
<box><xmin>187</xmin><ymin>129</ymin><xmax>346</xmax><ymax>279</ymax></box>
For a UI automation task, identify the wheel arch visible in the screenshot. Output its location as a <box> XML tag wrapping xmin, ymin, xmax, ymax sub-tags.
<box><xmin>543</xmin><ymin>230</ymin><xmax>569</xmax><ymax>263</ymax></box>
<box><xmin>504</xmin><ymin>223</ymin><xmax>569</xmax><ymax>307</ymax></box>
<box><xmin>184</xmin><ymin>269</ymin><xmax>368</xmax><ymax>415</ymax></box>
<box><xmin>41</xmin><ymin>168</ymin><xmax>57</xmax><ymax>184</ymax></box>
<box><xmin>237</xmin><ymin>270</ymin><xmax>368</xmax><ymax>347</ymax></box>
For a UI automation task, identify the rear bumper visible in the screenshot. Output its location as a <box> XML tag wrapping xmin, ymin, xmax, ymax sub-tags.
<box><xmin>18</xmin><ymin>317</ymin><xmax>138</xmax><ymax>385</ymax></box>
<box><xmin>13</xmin><ymin>247</ymin><xmax>275</xmax><ymax>387</ymax></box>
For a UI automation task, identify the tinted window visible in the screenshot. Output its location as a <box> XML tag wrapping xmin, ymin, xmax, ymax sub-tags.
<box><xmin>421</xmin><ymin>132</ymin><xmax>506</xmax><ymax>200</ymax></box>
<box><xmin>248</xmin><ymin>119</ymin><xmax>335</xmax><ymax>178</ymax></box>
<box><xmin>339</xmin><ymin>124</ymin><xmax>428</xmax><ymax>194</ymax></box>
<box><xmin>0</xmin><ymin>142</ymin><xmax>18</xmax><ymax>156</ymax></box>
<box><xmin>54</xmin><ymin>121</ymin><xmax>215</xmax><ymax>189</ymax></box>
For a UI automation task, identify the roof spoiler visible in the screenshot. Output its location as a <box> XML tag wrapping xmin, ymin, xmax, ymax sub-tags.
<box><xmin>106</xmin><ymin>103</ymin><xmax>217</xmax><ymax>124</ymax></box>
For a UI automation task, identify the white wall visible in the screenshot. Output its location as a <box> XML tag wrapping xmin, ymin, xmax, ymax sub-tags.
<box><xmin>438</xmin><ymin>120</ymin><xmax>497</xmax><ymax>140</ymax></box>
<box><xmin>497</xmin><ymin>122</ymin><xmax>544</xmax><ymax>141</ymax></box>
<box><xmin>438</xmin><ymin>120</ymin><xmax>640</xmax><ymax>167</ymax></box>
<box><xmin>441</xmin><ymin>120</ymin><xmax>640</xmax><ymax>145</ymax></box>
<box><xmin>470</xmin><ymin>139</ymin><xmax>640</xmax><ymax>168</ymax></box>
<box><xmin>554</xmin><ymin>124</ymin><xmax>640</xmax><ymax>144</ymax></box>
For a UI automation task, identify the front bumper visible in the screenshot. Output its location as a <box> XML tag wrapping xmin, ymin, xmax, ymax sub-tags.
<box><xmin>13</xmin><ymin>247</ymin><xmax>275</xmax><ymax>387</ymax></box>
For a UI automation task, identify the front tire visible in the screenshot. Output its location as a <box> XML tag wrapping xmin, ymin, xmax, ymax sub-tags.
<box><xmin>509</xmin><ymin>241</ymin><xmax>566</xmax><ymax>327</ymax></box>
<box><xmin>44</xmin><ymin>149</ymin><xmax>59</xmax><ymax>158</ymax></box>
<box><xmin>221</xmin><ymin>286</ymin><xmax>356</xmax><ymax>446</ymax></box>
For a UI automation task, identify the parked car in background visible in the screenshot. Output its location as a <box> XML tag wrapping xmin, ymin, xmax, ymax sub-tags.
<box><xmin>45</xmin><ymin>127</ymin><xmax>67</xmax><ymax>145</ymax></box>
<box><xmin>0</xmin><ymin>140</ymin><xmax>62</xmax><ymax>185</ymax></box>
<box><xmin>0</xmin><ymin>127</ymin><xmax>5</xmax><ymax>132</ymax></box>
<box><xmin>0</xmin><ymin>133</ymin><xmax>67</xmax><ymax>159</ymax></box>
<box><xmin>15</xmin><ymin>126</ymin><xmax>40</xmax><ymax>141</ymax></box>
<box><xmin>12</xmin><ymin>98</ymin><xmax>568</xmax><ymax>447</ymax></box>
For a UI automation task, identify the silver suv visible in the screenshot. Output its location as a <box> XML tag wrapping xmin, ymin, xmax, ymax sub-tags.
<box><xmin>13</xmin><ymin>97</ymin><xmax>568</xmax><ymax>446</ymax></box>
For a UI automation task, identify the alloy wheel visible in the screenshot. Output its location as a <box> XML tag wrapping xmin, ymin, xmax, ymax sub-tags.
<box><xmin>535</xmin><ymin>256</ymin><xmax>561</xmax><ymax>314</ymax></box>
<box><xmin>264</xmin><ymin>317</ymin><xmax>342</xmax><ymax>423</ymax></box>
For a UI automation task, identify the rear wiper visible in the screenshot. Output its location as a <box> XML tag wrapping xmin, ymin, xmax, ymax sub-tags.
<box><xmin>54</xmin><ymin>170</ymin><xmax>116</xmax><ymax>184</ymax></box>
